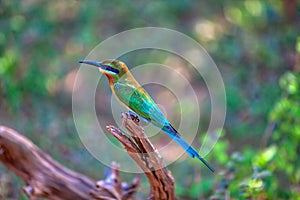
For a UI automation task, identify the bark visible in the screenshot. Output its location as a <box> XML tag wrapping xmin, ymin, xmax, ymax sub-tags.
<box><xmin>0</xmin><ymin>112</ymin><xmax>175</xmax><ymax>199</ymax></box>
<box><xmin>106</xmin><ymin>112</ymin><xmax>175</xmax><ymax>200</ymax></box>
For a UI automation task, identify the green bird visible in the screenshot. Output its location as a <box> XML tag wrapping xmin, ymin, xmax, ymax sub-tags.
<box><xmin>79</xmin><ymin>59</ymin><xmax>214</xmax><ymax>172</ymax></box>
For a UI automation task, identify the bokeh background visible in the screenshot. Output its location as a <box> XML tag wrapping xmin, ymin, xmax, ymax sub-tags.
<box><xmin>0</xmin><ymin>0</ymin><xmax>299</xmax><ymax>199</ymax></box>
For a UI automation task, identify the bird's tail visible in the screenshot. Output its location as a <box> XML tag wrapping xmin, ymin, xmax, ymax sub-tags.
<box><xmin>172</xmin><ymin>133</ymin><xmax>215</xmax><ymax>173</ymax></box>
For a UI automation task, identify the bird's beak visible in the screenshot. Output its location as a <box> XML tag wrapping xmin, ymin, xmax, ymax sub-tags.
<box><xmin>79</xmin><ymin>60</ymin><xmax>106</xmax><ymax>71</ymax></box>
<box><xmin>79</xmin><ymin>60</ymin><xmax>119</xmax><ymax>75</ymax></box>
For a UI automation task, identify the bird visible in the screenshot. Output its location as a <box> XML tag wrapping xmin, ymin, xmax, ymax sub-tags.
<box><xmin>79</xmin><ymin>59</ymin><xmax>214</xmax><ymax>172</ymax></box>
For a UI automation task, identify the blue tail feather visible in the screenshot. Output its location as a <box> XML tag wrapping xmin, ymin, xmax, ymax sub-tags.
<box><xmin>187</xmin><ymin>146</ymin><xmax>215</xmax><ymax>173</ymax></box>
<box><xmin>173</xmin><ymin>135</ymin><xmax>215</xmax><ymax>173</ymax></box>
<box><xmin>163</xmin><ymin>125</ymin><xmax>215</xmax><ymax>173</ymax></box>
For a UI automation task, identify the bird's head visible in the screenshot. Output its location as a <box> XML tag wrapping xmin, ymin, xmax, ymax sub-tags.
<box><xmin>79</xmin><ymin>59</ymin><xmax>129</xmax><ymax>82</ymax></box>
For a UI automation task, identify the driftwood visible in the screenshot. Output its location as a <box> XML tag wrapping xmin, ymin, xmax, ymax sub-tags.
<box><xmin>0</xmin><ymin>112</ymin><xmax>175</xmax><ymax>200</ymax></box>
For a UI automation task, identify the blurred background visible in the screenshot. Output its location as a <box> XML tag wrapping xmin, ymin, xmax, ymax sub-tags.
<box><xmin>0</xmin><ymin>0</ymin><xmax>299</xmax><ymax>199</ymax></box>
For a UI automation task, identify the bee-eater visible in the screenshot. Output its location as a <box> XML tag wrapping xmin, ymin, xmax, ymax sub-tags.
<box><xmin>79</xmin><ymin>59</ymin><xmax>214</xmax><ymax>172</ymax></box>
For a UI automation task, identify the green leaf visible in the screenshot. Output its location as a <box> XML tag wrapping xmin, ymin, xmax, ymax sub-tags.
<box><xmin>253</xmin><ymin>145</ymin><xmax>277</xmax><ymax>167</ymax></box>
<box><xmin>248</xmin><ymin>178</ymin><xmax>264</xmax><ymax>191</ymax></box>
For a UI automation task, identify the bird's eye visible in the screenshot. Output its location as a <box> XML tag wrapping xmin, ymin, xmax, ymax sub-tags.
<box><xmin>104</xmin><ymin>65</ymin><xmax>119</xmax><ymax>74</ymax></box>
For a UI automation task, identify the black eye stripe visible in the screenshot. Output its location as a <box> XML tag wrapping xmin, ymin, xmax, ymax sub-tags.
<box><xmin>104</xmin><ymin>65</ymin><xmax>119</xmax><ymax>74</ymax></box>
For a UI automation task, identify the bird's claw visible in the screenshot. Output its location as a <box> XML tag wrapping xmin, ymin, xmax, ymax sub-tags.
<box><xmin>122</xmin><ymin>111</ymin><xmax>140</xmax><ymax>123</ymax></box>
<box><xmin>129</xmin><ymin>111</ymin><xmax>140</xmax><ymax>123</ymax></box>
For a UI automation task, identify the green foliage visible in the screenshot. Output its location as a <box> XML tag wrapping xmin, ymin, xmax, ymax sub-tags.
<box><xmin>0</xmin><ymin>48</ymin><xmax>21</xmax><ymax>109</ymax></box>
<box><xmin>253</xmin><ymin>145</ymin><xmax>277</xmax><ymax>168</ymax></box>
<box><xmin>209</xmin><ymin>71</ymin><xmax>300</xmax><ymax>199</ymax></box>
<box><xmin>0</xmin><ymin>0</ymin><xmax>299</xmax><ymax>199</ymax></box>
<box><xmin>268</xmin><ymin>71</ymin><xmax>300</xmax><ymax>197</ymax></box>
<box><xmin>209</xmin><ymin>150</ymin><xmax>273</xmax><ymax>199</ymax></box>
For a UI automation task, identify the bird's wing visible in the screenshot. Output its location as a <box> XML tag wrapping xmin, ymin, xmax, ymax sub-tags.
<box><xmin>113</xmin><ymin>82</ymin><xmax>215</xmax><ymax>172</ymax></box>
<box><xmin>113</xmin><ymin>82</ymin><xmax>167</xmax><ymax>127</ymax></box>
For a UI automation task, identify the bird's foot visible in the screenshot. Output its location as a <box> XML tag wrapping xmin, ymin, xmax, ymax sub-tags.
<box><xmin>122</xmin><ymin>111</ymin><xmax>150</xmax><ymax>126</ymax></box>
<box><xmin>129</xmin><ymin>111</ymin><xmax>140</xmax><ymax>123</ymax></box>
<box><xmin>128</xmin><ymin>111</ymin><xmax>151</xmax><ymax>126</ymax></box>
<box><xmin>122</xmin><ymin>111</ymin><xmax>140</xmax><ymax>124</ymax></box>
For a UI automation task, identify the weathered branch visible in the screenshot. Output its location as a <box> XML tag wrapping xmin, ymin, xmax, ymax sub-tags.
<box><xmin>105</xmin><ymin>113</ymin><xmax>175</xmax><ymax>200</ymax></box>
<box><xmin>0</xmin><ymin>126</ymin><xmax>139</xmax><ymax>200</ymax></box>
<box><xmin>0</xmin><ymin>112</ymin><xmax>175</xmax><ymax>199</ymax></box>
